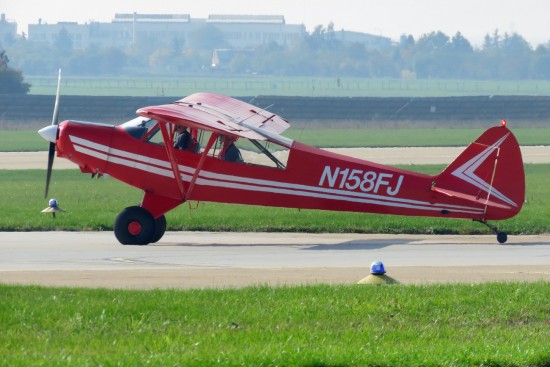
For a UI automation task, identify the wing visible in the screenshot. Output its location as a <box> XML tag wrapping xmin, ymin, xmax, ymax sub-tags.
<box><xmin>180</xmin><ymin>93</ymin><xmax>290</xmax><ymax>134</ymax></box>
<box><xmin>136</xmin><ymin>93</ymin><xmax>291</xmax><ymax>144</ymax></box>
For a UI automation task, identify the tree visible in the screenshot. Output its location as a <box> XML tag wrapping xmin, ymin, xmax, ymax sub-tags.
<box><xmin>100</xmin><ymin>47</ymin><xmax>127</xmax><ymax>74</ymax></box>
<box><xmin>188</xmin><ymin>25</ymin><xmax>228</xmax><ymax>50</ymax></box>
<box><xmin>398</xmin><ymin>35</ymin><xmax>416</xmax><ymax>73</ymax></box>
<box><xmin>450</xmin><ymin>32</ymin><xmax>473</xmax><ymax>53</ymax></box>
<box><xmin>415</xmin><ymin>31</ymin><xmax>453</xmax><ymax>78</ymax></box>
<box><xmin>66</xmin><ymin>46</ymin><xmax>128</xmax><ymax>75</ymax></box>
<box><xmin>533</xmin><ymin>45</ymin><xmax>550</xmax><ymax>79</ymax></box>
<box><xmin>0</xmin><ymin>50</ymin><xmax>30</xmax><ymax>94</ymax></box>
<box><xmin>306</xmin><ymin>23</ymin><xmax>343</xmax><ymax>51</ymax></box>
<box><xmin>53</xmin><ymin>28</ymin><xmax>73</xmax><ymax>57</ymax></box>
<box><xmin>500</xmin><ymin>33</ymin><xmax>532</xmax><ymax>79</ymax></box>
<box><xmin>501</xmin><ymin>33</ymin><xmax>531</xmax><ymax>54</ymax></box>
<box><xmin>446</xmin><ymin>32</ymin><xmax>475</xmax><ymax>78</ymax></box>
<box><xmin>227</xmin><ymin>52</ymin><xmax>252</xmax><ymax>74</ymax></box>
<box><xmin>416</xmin><ymin>31</ymin><xmax>450</xmax><ymax>52</ymax></box>
<box><xmin>149</xmin><ymin>48</ymin><xmax>172</xmax><ymax>72</ymax></box>
<box><xmin>170</xmin><ymin>36</ymin><xmax>185</xmax><ymax>57</ymax></box>
<box><xmin>4</xmin><ymin>20</ymin><xmax>550</xmax><ymax>79</ymax></box>
<box><xmin>482</xmin><ymin>29</ymin><xmax>502</xmax><ymax>50</ymax></box>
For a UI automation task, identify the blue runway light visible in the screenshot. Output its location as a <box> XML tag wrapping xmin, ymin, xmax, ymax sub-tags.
<box><xmin>370</xmin><ymin>261</ymin><xmax>386</xmax><ymax>275</ymax></box>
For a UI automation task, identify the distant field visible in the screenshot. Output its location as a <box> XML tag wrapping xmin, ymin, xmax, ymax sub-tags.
<box><xmin>2</xmin><ymin>127</ymin><xmax>549</xmax><ymax>152</ymax></box>
<box><xmin>26</xmin><ymin>75</ymin><xmax>550</xmax><ymax>97</ymax></box>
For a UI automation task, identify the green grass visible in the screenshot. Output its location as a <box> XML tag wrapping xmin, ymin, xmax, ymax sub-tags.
<box><xmin>284</xmin><ymin>127</ymin><xmax>550</xmax><ymax>148</ymax></box>
<box><xmin>1</xmin><ymin>283</ymin><xmax>549</xmax><ymax>366</ymax></box>
<box><xmin>0</xmin><ymin>130</ymin><xmax>47</xmax><ymax>151</ymax></box>
<box><xmin>26</xmin><ymin>75</ymin><xmax>550</xmax><ymax>97</ymax></box>
<box><xmin>2</xmin><ymin>128</ymin><xmax>550</xmax><ymax>152</ymax></box>
<box><xmin>1</xmin><ymin>165</ymin><xmax>548</xmax><ymax>234</ymax></box>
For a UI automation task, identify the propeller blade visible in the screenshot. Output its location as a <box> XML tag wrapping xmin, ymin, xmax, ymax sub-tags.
<box><xmin>44</xmin><ymin>69</ymin><xmax>61</xmax><ymax>198</ymax></box>
<box><xmin>51</xmin><ymin>68</ymin><xmax>61</xmax><ymax>126</ymax></box>
<box><xmin>45</xmin><ymin>142</ymin><xmax>55</xmax><ymax>198</ymax></box>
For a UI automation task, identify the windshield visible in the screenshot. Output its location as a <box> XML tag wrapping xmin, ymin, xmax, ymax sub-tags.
<box><xmin>120</xmin><ymin>116</ymin><xmax>160</xmax><ymax>141</ymax></box>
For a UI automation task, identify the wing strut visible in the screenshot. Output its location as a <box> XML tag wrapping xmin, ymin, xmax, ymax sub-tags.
<box><xmin>159</xmin><ymin>121</ymin><xmax>186</xmax><ymax>199</ymax></box>
<box><xmin>185</xmin><ymin>133</ymin><xmax>219</xmax><ymax>201</ymax></box>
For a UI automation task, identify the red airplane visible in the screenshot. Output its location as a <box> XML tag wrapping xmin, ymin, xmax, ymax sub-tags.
<box><xmin>39</xmin><ymin>73</ymin><xmax>524</xmax><ymax>245</ymax></box>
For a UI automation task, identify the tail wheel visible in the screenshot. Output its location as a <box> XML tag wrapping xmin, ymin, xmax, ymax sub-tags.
<box><xmin>151</xmin><ymin>215</ymin><xmax>167</xmax><ymax>243</ymax></box>
<box><xmin>114</xmin><ymin>206</ymin><xmax>155</xmax><ymax>245</ymax></box>
<box><xmin>474</xmin><ymin>219</ymin><xmax>508</xmax><ymax>244</ymax></box>
<box><xmin>497</xmin><ymin>232</ymin><xmax>508</xmax><ymax>244</ymax></box>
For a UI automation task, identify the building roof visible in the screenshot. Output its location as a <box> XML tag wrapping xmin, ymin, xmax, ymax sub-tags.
<box><xmin>207</xmin><ymin>15</ymin><xmax>285</xmax><ymax>24</ymax></box>
<box><xmin>114</xmin><ymin>13</ymin><xmax>190</xmax><ymax>23</ymax></box>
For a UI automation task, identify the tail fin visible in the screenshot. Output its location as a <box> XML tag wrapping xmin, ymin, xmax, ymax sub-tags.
<box><xmin>432</xmin><ymin>122</ymin><xmax>525</xmax><ymax>220</ymax></box>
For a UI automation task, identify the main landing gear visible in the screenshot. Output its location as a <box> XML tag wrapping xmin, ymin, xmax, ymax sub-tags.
<box><xmin>114</xmin><ymin>206</ymin><xmax>166</xmax><ymax>245</ymax></box>
<box><xmin>474</xmin><ymin>219</ymin><xmax>508</xmax><ymax>244</ymax></box>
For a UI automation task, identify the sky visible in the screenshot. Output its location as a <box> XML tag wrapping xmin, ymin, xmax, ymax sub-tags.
<box><xmin>3</xmin><ymin>0</ymin><xmax>550</xmax><ymax>47</ymax></box>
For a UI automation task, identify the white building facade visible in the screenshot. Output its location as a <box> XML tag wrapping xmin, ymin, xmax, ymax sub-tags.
<box><xmin>0</xmin><ymin>13</ymin><xmax>17</xmax><ymax>43</ymax></box>
<box><xmin>27</xmin><ymin>13</ymin><xmax>391</xmax><ymax>51</ymax></box>
<box><xmin>28</xmin><ymin>13</ymin><xmax>307</xmax><ymax>50</ymax></box>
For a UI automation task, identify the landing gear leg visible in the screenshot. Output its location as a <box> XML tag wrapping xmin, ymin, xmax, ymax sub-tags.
<box><xmin>474</xmin><ymin>219</ymin><xmax>508</xmax><ymax>244</ymax></box>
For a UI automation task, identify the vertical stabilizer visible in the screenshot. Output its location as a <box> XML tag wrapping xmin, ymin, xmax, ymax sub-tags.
<box><xmin>432</xmin><ymin>123</ymin><xmax>524</xmax><ymax>220</ymax></box>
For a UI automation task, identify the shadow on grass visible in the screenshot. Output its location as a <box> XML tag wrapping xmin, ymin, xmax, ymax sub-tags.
<box><xmin>156</xmin><ymin>238</ymin><xmax>413</xmax><ymax>249</ymax></box>
<box><xmin>503</xmin><ymin>241</ymin><xmax>550</xmax><ymax>247</ymax></box>
<box><xmin>303</xmin><ymin>238</ymin><xmax>413</xmax><ymax>250</ymax></box>
<box><xmin>156</xmin><ymin>237</ymin><xmax>550</xmax><ymax>249</ymax></box>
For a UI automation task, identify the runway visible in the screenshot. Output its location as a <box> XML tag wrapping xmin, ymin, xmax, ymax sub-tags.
<box><xmin>1</xmin><ymin>145</ymin><xmax>549</xmax><ymax>169</ymax></box>
<box><xmin>1</xmin><ymin>232</ymin><xmax>548</xmax><ymax>289</ymax></box>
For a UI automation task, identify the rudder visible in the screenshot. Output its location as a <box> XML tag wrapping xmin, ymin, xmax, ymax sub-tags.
<box><xmin>432</xmin><ymin>122</ymin><xmax>525</xmax><ymax>220</ymax></box>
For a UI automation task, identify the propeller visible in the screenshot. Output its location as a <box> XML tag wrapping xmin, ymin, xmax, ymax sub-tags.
<box><xmin>39</xmin><ymin>69</ymin><xmax>61</xmax><ymax>198</ymax></box>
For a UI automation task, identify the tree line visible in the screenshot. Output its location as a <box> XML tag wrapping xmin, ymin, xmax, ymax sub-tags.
<box><xmin>0</xmin><ymin>50</ymin><xmax>30</xmax><ymax>94</ymax></box>
<box><xmin>2</xmin><ymin>23</ymin><xmax>550</xmax><ymax>85</ymax></box>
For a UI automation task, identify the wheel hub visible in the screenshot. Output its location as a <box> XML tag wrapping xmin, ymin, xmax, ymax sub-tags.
<box><xmin>128</xmin><ymin>221</ymin><xmax>142</xmax><ymax>235</ymax></box>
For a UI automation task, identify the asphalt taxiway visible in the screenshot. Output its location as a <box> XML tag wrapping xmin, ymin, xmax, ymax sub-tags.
<box><xmin>1</xmin><ymin>232</ymin><xmax>548</xmax><ymax>289</ymax></box>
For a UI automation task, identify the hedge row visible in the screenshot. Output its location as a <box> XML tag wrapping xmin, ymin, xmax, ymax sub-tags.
<box><xmin>1</xmin><ymin>95</ymin><xmax>550</xmax><ymax>126</ymax></box>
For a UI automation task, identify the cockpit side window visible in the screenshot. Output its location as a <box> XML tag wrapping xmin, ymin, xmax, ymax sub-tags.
<box><xmin>239</xmin><ymin>139</ymin><xmax>289</xmax><ymax>169</ymax></box>
<box><xmin>124</xmin><ymin>126</ymin><xmax>148</xmax><ymax>140</ymax></box>
<box><xmin>207</xmin><ymin>136</ymin><xmax>288</xmax><ymax>169</ymax></box>
<box><xmin>190</xmin><ymin>131</ymin><xmax>288</xmax><ymax>169</ymax></box>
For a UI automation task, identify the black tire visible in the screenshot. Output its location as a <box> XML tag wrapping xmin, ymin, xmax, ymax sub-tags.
<box><xmin>114</xmin><ymin>206</ymin><xmax>155</xmax><ymax>245</ymax></box>
<box><xmin>150</xmin><ymin>215</ymin><xmax>167</xmax><ymax>243</ymax></box>
<box><xmin>496</xmin><ymin>232</ymin><xmax>508</xmax><ymax>244</ymax></box>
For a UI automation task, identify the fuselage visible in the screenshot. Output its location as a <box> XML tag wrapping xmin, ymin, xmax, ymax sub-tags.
<box><xmin>54</xmin><ymin>119</ymin><xmax>505</xmax><ymax>222</ymax></box>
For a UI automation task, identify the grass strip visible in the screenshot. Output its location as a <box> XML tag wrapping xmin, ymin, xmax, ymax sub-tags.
<box><xmin>0</xmin><ymin>164</ymin><xmax>548</xmax><ymax>234</ymax></box>
<box><xmin>284</xmin><ymin>127</ymin><xmax>550</xmax><ymax>148</ymax></box>
<box><xmin>1</xmin><ymin>128</ymin><xmax>550</xmax><ymax>152</ymax></box>
<box><xmin>1</xmin><ymin>282</ymin><xmax>548</xmax><ymax>366</ymax></box>
<box><xmin>25</xmin><ymin>75</ymin><xmax>550</xmax><ymax>97</ymax></box>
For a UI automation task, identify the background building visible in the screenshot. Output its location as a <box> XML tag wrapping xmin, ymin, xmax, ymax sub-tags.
<box><xmin>0</xmin><ymin>13</ymin><xmax>18</xmax><ymax>43</ymax></box>
<box><xmin>27</xmin><ymin>13</ymin><xmax>390</xmax><ymax>51</ymax></box>
<box><xmin>28</xmin><ymin>13</ymin><xmax>307</xmax><ymax>50</ymax></box>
